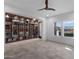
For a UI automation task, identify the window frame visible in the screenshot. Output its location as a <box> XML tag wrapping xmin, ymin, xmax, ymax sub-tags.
<box><xmin>54</xmin><ymin>20</ymin><xmax>74</xmax><ymax>38</ymax></box>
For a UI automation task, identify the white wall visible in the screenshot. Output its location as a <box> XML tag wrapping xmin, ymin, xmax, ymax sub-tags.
<box><xmin>42</xmin><ymin>12</ymin><xmax>74</xmax><ymax>46</ymax></box>
<box><xmin>5</xmin><ymin>5</ymin><xmax>74</xmax><ymax>46</ymax></box>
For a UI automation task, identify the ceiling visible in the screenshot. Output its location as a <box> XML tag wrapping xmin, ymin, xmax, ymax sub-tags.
<box><xmin>5</xmin><ymin>0</ymin><xmax>74</xmax><ymax>18</ymax></box>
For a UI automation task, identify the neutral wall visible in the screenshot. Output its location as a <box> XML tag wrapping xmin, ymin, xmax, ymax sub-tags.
<box><xmin>42</xmin><ymin>12</ymin><xmax>74</xmax><ymax>46</ymax></box>
<box><xmin>5</xmin><ymin>5</ymin><xmax>74</xmax><ymax>46</ymax></box>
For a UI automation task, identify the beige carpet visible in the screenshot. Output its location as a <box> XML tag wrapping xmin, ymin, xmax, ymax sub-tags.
<box><xmin>4</xmin><ymin>39</ymin><xmax>74</xmax><ymax>59</ymax></box>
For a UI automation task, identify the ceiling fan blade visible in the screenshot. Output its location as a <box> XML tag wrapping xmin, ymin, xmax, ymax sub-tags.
<box><xmin>46</xmin><ymin>8</ymin><xmax>56</xmax><ymax>11</ymax></box>
<box><xmin>38</xmin><ymin>0</ymin><xmax>56</xmax><ymax>11</ymax></box>
<box><xmin>38</xmin><ymin>8</ymin><xmax>46</xmax><ymax>11</ymax></box>
<box><xmin>38</xmin><ymin>8</ymin><xmax>56</xmax><ymax>11</ymax></box>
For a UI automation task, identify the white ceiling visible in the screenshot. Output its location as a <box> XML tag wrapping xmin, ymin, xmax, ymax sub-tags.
<box><xmin>5</xmin><ymin>0</ymin><xmax>74</xmax><ymax>18</ymax></box>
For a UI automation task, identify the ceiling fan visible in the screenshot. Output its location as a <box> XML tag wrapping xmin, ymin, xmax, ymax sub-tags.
<box><xmin>38</xmin><ymin>0</ymin><xmax>56</xmax><ymax>11</ymax></box>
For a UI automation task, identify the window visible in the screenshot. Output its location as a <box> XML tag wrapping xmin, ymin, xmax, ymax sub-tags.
<box><xmin>63</xmin><ymin>20</ymin><xmax>74</xmax><ymax>37</ymax></box>
<box><xmin>54</xmin><ymin>21</ymin><xmax>62</xmax><ymax>36</ymax></box>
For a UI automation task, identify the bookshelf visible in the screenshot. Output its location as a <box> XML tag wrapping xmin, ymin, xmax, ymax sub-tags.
<box><xmin>5</xmin><ymin>13</ymin><xmax>40</xmax><ymax>43</ymax></box>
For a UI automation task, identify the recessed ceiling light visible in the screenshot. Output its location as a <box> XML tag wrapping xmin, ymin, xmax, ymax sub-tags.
<box><xmin>27</xmin><ymin>19</ymin><xmax>29</xmax><ymax>21</ymax></box>
<box><xmin>47</xmin><ymin>14</ymin><xmax>49</xmax><ymax>17</ymax></box>
<box><xmin>6</xmin><ymin>15</ymin><xmax>9</xmax><ymax>18</ymax></box>
<box><xmin>33</xmin><ymin>18</ymin><xmax>36</xmax><ymax>21</ymax></box>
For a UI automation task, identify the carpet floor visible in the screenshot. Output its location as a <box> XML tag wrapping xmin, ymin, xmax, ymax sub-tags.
<box><xmin>5</xmin><ymin>39</ymin><xmax>74</xmax><ymax>59</ymax></box>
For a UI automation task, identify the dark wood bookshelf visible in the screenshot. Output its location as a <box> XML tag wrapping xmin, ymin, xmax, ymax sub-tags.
<box><xmin>5</xmin><ymin>13</ymin><xmax>40</xmax><ymax>43</ymax></box>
